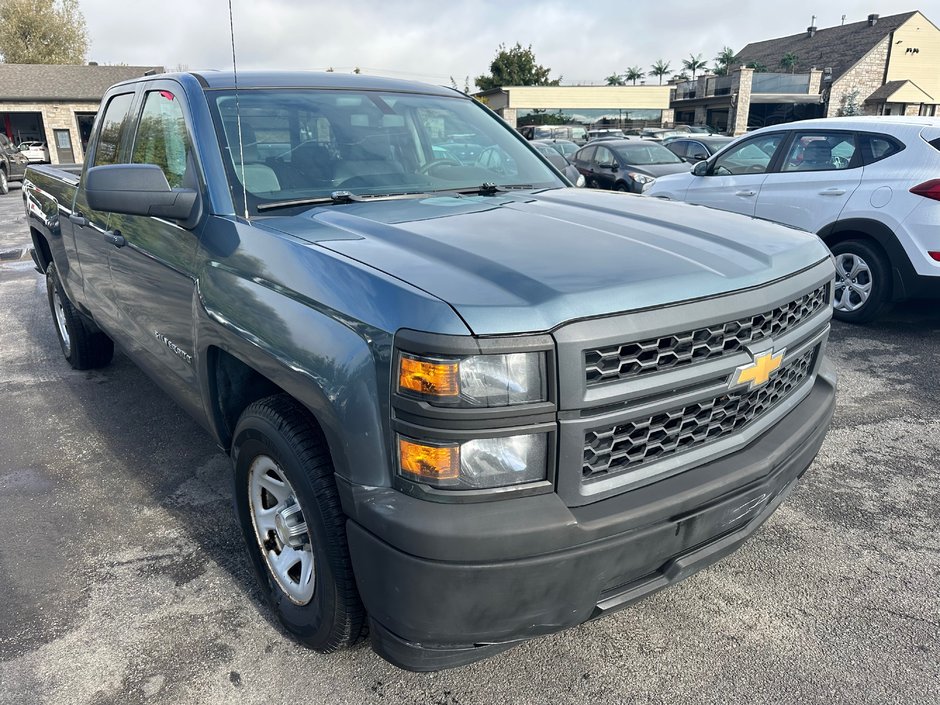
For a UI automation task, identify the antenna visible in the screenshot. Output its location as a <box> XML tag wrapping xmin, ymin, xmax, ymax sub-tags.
<box><xmin>228</xmin><ymin>0</ymin><xmax>250</xmax><ymax>222</ymax></box>
<box><xmin>842</xmin><ymin>14</ymin><xmax>846</xmax><ymax>26</ymax></box>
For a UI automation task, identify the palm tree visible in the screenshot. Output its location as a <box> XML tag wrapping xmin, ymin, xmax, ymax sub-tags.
<box><xmin>649</xmin><ymin>59</ymin><xmax>671</xmax><ymax>85</ymax></box>
<box><xmin>625</xmin><ymin>66</ymin><xmax>645</xmax><ymax>85</ymax></box>
<box><xmin>745</xmin><ymin>61</ymin><xmax>768</xmax><ymax>73</ymax></box>
<box><xmin>713</xmin><ymin>46</ymin><xmax>737</xmax><ymax>76</ymax></box>
<box><xmin>779</xmin><ymin>52</ymin><xmax>799</xmax><ymax>73</ymax></box>
<box><xmin>682</xmin><ymin>53</ymin><xmax>707</xmax><ymax>80</ymax></box>
<box><xmin>605</xmin><ymin>73</ymin><xmax>625</xmax><ymax>86</ymax></box>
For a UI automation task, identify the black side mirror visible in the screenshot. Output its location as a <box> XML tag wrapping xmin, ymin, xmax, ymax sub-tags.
<box><xmin>691</xmin><ymin>160</ymin><xmax>709</xmax><ymax>176</ymax></box>
<box><xmin>85</xmin><ymin>164</ymin><xmax>199</xmax><ymax>225</ymax></box>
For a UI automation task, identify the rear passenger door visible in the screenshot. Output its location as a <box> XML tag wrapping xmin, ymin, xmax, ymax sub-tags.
<box><xmin>755</xmin><ymin>131</ymin><xmax>862</xmax><ymax>233</ymax></box>
<box><xmin>106</xmin><ymin>82</ymin><xmax>205</xmax><ymax>417</ymax></box>
<box><xmin>592</xmin><ymin>146</ymin><xmax>618</xmax><ymax>189</ymax></box>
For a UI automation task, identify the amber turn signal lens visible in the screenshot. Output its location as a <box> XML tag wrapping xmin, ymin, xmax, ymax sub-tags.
<box><xmin>399</xmin><ymin>438</ymin><xmax>460</xmax><ymax>482</ymax></box>
<box><xmin>398</xmin><ymin>354</ymin><xmax>459</xmax><ymax>397</ymax></box>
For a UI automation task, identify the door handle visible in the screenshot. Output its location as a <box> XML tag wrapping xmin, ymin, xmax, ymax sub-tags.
<box><xmin>735</xmin><ymin>190</ymin><xmax>757</xmax><ymax>197</ymax></box>
<box><xmin>68</xmin><ymin>212</ymin><xmax>88</xmax><ymax>227</ymax></box>
<box><xmin>104</xmin><ymin>230</ymin><xmax>126</xmax><ymax>248</ymax></box>
<box><xmin>819</xmin><ymin>188</ymin><xmax>846</xmax><ymax>196</ymax></box>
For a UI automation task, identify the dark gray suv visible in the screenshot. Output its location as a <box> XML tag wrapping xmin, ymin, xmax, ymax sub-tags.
<box><xmin>0</xmin><ymin>133</ymin><xmax>29</xmax><ymax>195</ymax></box>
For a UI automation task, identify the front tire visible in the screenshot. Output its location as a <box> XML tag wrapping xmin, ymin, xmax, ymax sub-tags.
<box><xmin>0</xmin><ymin>167</ymin><xmax>8</xmax><ymax>195</ymax></box>
<box><xmin>45</xmin><ymin>262</ymin><xmax>114</xmax><ymax>369</ymax></box>
<box><xmin>232</xmin><ymin>394</ymin><xmax>365</xmax><ymax>652</ymax></box>
<box><xmin>830</xmin><ymin>239</ymin><xmax>889</xmax><ymax>324</ymax></box>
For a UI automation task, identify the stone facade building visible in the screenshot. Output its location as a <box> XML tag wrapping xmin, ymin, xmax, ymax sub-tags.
<box><xmin>671</xmin><ymin>10</ymin><xmax>939</xmax><ymax>134</ymax></box>
<box><xmin>0</xmin><ymin>64</ymin><xmax>162</xmax><ymax>164</ymax></box>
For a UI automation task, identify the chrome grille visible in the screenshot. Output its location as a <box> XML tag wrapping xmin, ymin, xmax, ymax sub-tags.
<box><xmin>582</xmin><ymin>346</ymin><xmax>818</xmax><ymax>481</ymax></box>
<box><xmin>584</xmin><ymin>285</ymin><xmax>828</xmax><ymax>386</ymax></box>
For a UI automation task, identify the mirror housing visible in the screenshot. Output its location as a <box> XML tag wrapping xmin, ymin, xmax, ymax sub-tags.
<box><xmin>691</xmin><ymin>160</ymin><xmax>709</xmax><ymax>176</ymax></box>
<box><xmin>85</xmin><ymin>164</ymin><xmax>199</xmax><ymax>224</ymax></box>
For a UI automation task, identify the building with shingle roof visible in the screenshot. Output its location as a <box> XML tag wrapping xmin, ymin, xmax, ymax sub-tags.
<box><xmin>0</xmin><ymin>64</ymin><xmax>162</xmax><ymax>164</ymax></box>
<box><xmin>671</xmin><ymin>11</ymin><xmax>938</xmax><ymax>134</ymax></box>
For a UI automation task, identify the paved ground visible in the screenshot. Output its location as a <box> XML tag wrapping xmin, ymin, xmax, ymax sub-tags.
<box><xmin>1</xmin><ymin>185</ymin><xmax>938</xmax><ymax>705</ymax></box>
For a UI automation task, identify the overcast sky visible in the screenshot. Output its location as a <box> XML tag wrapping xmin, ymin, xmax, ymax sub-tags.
<box><xmin>80</xmin><ymin>1</ymin><xmax>922</xmax><ymax>85</ymax></box>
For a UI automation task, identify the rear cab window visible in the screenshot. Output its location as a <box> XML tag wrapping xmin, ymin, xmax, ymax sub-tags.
<box><xmin>857</xmin><ymin>132</ymin><xmax>905</xmax><ymax>165</ymax></box>
<box><xmin>92</xmin><ymin>93</ymin><xmax>136</xmax><ymax>166</ymax></box>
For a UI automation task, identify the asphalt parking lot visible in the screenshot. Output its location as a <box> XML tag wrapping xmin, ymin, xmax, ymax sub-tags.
<box><xmin>0</xmin><ymin>185</ymin><xmax>938</xmax><ymax>705</ymax></box>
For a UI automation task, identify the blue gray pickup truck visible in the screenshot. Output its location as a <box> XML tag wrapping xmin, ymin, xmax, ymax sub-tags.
<box><xmin>23</xmin><ymin>71</ymin><xmax>836</xmax><ymax>671</ymax></box>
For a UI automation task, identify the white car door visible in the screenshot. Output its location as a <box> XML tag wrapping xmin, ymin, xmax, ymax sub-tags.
<box><xmin>682</xmin><ymin>133</ymin><xmax>787</xmax><ymax>217</ymax></box>
<box><xmin>755</xmin><ymin>131</ymin><xmax>863</xmax><ymax>232</ymax></box>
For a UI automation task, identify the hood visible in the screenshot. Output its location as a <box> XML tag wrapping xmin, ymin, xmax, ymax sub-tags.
<box><xmin>266</xmin><ymin>189</ymin><xmax>829</xmax><ymax>335</ymax></box>
<box><xmin>631</xmin><ymin>162</ymin><xmax>692</xmax><ymax>178</ymax></box>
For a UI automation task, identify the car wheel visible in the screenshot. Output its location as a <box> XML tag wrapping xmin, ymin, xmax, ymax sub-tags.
<box><xmin>0</xmin><ymin>168</ymin><xmax>8</xmax><ymax>195</ymax></box>
<box><xmin>830</xmin><ymin>239</ymin><xmax>889</xmax><ymax>324</ymax></box>
<box><xmin>615</xmin><ymin>182</ymin><xmax>629</xmax><ymax>192</ymax></box>
<box><xmin>587</xmin><ymin>179</ymin><xmax>599</xmax><ymax>189</ymax></box>
<box><xmin>46</xmin><ymin>262</ymin><xmax>114</xmax><ymax>369</ymax></box>
<box><xmin>232</xmin><ymin>394</ymin><xmax>365</xmax><ymax>652</ymax></box>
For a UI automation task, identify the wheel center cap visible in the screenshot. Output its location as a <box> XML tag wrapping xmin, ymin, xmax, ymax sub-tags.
<box><xmin>274</xmin><ymin>502</ymin><xmax>308</xmax><ymax>548</ymax></box>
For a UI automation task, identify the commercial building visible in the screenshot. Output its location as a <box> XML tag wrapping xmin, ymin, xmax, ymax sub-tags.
<box><xmin>0</xmin><ymin>64</ymin><xmax>162</xmax><ymax>164</ymax></box>
<box><xmin>671</xmin><ymin>10</ymin><xmax>939</xmax><ymax>134</ymax></box>
<box><xmin>476</xmin><ymin>85</ymin><xmax>673</xmax><ymax>131</ymax></box>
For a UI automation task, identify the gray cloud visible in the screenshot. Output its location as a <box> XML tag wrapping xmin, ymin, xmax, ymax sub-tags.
<box><xmin>82</xmin><ymin>1</ymin><xmax>922</xmax><ymax>86</ymax></box>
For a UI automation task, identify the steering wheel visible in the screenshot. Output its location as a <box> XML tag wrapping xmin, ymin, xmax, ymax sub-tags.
<box><xmin>418</xmin><ymin>158</ymin><xmax>461</xmax><ymax>174</ymax></box>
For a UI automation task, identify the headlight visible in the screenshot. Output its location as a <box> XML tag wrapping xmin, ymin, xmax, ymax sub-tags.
<box><xmin>398</xmin><ymin>433</ymin><xmax>548</xmax><ymax>489</ymax></box>
<box><xmin>575</xmin><ymin>174</ymin><xmax>586</xmax><ymax>188</ymax></box>
<box><xmin>627</xmin><ymin>172</ymin><xmax>655</xmax><ymax>189</ymax></box>
<box><xmin>398</xmin><ymin>351</ymin><xmax>545</xmax><ymax>407</ymax></box>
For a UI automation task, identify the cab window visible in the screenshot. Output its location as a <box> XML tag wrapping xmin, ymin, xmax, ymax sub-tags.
<box><xmin>131</xmin><ymin>90</ymin><xmax>191</xmax><ymax>188</ymax></box>
<box><xmin>93</xmin><ymin>92</ymin><xmax>135</xmax><ymax>166</ymax></box>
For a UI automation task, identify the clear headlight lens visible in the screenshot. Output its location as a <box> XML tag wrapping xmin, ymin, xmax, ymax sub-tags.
<box><xmin>398</xmin><ymin>351</ymin><xmax>545</xmax><ymax>407</ymax></box>
<box><xmin>398</xmin><ymin>433</ymin><xmax>548</xmax><ymax>489</ymax></box>
<box><xmin>627</xmin><ymin>172</ymin><xmax>655</xmax><ymax>190</ymax></box>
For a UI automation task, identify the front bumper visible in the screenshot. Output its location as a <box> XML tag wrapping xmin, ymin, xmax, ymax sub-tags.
<box><xmin>343</xmin><ymin>362</ymin><xmax>836</xmax><ymax>671</ymax></box>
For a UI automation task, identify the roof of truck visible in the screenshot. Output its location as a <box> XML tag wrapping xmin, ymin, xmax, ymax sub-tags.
<box><xmin>185</xmin><ymin>70</ymin><xmax>460</xmax><ymax>97</ymax></box>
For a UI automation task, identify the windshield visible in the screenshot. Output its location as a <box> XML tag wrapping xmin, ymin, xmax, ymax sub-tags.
<box><xmin>207</xmin><ymin>89</ymin><xmax>562</xmax><ymax>214</ymax></box>
<box><xmin>613</xmin><ymin>142</ymin><xmax>683</xmax><ymax>165</ymax></box>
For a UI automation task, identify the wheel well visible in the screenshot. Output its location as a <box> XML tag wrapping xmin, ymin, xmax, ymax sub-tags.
<box><xmin>210</xmin><ymin>347</ymin><xmax>290</xmax><ymax>450</ymax></box>
<box><xmin>30</xmin><ymin>228</ymin><xmax>52</xmax><ymax>272</ymax></box>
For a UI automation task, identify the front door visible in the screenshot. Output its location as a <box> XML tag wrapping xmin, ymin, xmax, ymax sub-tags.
<box><xmin>53</xmin><ymin>129</ymin><xmax>75</xmax><ymax>164</ymax></box>
<box><xmin>684</xmin><ymin>133</ymin><xmax>787</xmax><ymax>217</ymax></box>
<box><xmin>106</xmin><ymin>82</ymin><xmax>204</xmax><ymax>417</ymax></box>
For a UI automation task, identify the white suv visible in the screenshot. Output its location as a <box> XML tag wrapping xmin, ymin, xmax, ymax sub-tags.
<box><xmin>645</xmin><ymin>117</ymin><xmax>940</xmax><ymax>323</ymax></box>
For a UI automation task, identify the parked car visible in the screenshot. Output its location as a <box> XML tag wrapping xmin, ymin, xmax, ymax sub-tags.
<box><xmin>531</xmin><ymin>137</ymin><xmax>579</xmax><ymax>160</ymax></box>
<box><xmin>675</xmin><ymin>125</ymin><xmax>720</xmax><ymax>135</ymax></box>
<box><xmin>0</xmin><ymin>132</ymin><xmax>29</xmax><ymax>194</ymax></box>
<box><xmin>586</xmin><ymin>128</ymin><xmax>626</xmax><ymax>141</ymax></box>
<box><xmin>25</xmin><ymin>70</ymin><xmax>835</xmax><ymax>671</ymax></box>
<box><xmin>530</xmin><ymin>140</ymin><xmax>586</xmax><ymax>186</ymax></box>
<box><xmin>645</xmin><ymin>116</ymin><xmax>940</xmax><ymax>322</ymax></box>
<box><xmin>17</xmin><ymin>140</ymin><xmax>49</xmax><ymax>163</ymax></box>
<box><xmin>665</xmin><ymin>136</ymin><xmax>735</xmax><ymax>163</ymax></box>
<box><xmin>570</xmin><ymin>138</ymin><xmax>690</xmax><ymax>192</ymax></box>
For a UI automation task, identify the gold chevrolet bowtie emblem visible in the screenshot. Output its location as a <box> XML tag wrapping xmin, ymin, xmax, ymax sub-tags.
<box><xmin>731</xmin><ymin>348</ymin><xmax>786</xmax><ymax>390</ymax></box>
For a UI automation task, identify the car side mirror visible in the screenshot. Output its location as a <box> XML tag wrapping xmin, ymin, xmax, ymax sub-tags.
<box><xmin>85</xmin><ymin>164</ymin><xmax>199</xmax><ymax>225</ymax></box>
<box><xmin>691</xmin><ymin>160</ymin><xmax>709</xmax><ymax>176</ymax></box>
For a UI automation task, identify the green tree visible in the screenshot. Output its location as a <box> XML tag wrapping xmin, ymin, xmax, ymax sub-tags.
<box><xmin>605</xmin><ymin>72</ymin><xmax>625</xmax><ymax>86</ymax></box>
<box><xmin>837</xmin><ymin>88</ymin><xmax>862</xmax><ymax>116</ymax></box>
<box><xmin>474</xmin><ymin>43</ymin><xmax>560</xmax><ymax>91</ymax></box>
<box><xmin>625</xmin><ymin>66</ymin><xmax>645</xmax><ymax>85</ymax></box>
<box><xmin>0</xmin><ymin>0</ymin><xmax>87</xmax><ymax>64</ymax></box>
<box><xmin>649</xmin><ymin>59</ymin><xmax>671</xmax><ymax>85</ymax></box>
<box><xmin>713</xmin><ymin>46</ymin><xmax>737</xmax><ymax>76</ymax></box>
<box><xmin>745</xmin><ymin>61</ymin><xmax>768</xmax><ymax>72</ymax></box>
<box><xmin>779</xmin><ymin>52</ymin><xmax>799</xmax><ymax>73</ymax></box>
<box><xmin>682</xmin><ymin>53</ymin><xmax>707</xmax><ymax>80</ymax></box>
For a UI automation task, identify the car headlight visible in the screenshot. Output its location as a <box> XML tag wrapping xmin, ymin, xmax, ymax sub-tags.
<box><xmin>627</xmin><ymin>172</ymin><xmax>655</xmax><ymax>188</ymax></box>
<box><xmin>398</xmin><ymin>432</ymin><xmax>548</xmax><ymax>489</ymax></box>
<box><xmin>398</xmin><ymin>351</ymin><xmax>545</xmax><ymax>407</ymax></box>
<box><xmin>575</xmin><ymin>174</ymin><xmax>586</xmax><ymax>188</ymax></box>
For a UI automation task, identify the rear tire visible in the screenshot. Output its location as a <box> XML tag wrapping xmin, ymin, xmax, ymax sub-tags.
<box><xmin>232</xmin><ymin>394</ymin><xmax>365</xmax><ymax>652</ymax></box>
<box><xmin>0</xmin><ymin>167</ymin><xmax>8</xmax><ymax>195</ymax></box>
<box><xmin>830</xmin><ymin>239</ymin><xmax>889</xmax><ymax>324</ymax></box>
<box><xmin>45</xmin><ymin>262</ymin><xmax>114</xmax><ymax>369</ymax></box>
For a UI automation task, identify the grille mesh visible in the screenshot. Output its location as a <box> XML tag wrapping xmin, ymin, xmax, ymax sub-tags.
<box><xmin>585</xmin><ymin>285</ymin><xmax>828</xmax><ymax>386</ymax></box>
<box><xmin>582</xmin><ymin>346</ymin><xmax>817</xmax><ymax>481</ymax></box>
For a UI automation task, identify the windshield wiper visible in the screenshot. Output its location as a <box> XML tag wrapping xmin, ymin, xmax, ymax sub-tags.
<box><xmin>257</xmin><ymin>190</ymin><xmax>432</xmax><ymax>212</ymax></box>
<box><xmin>452</xmin><ymin>182</ymin><xmax>535</xmax><ymax>196</ymax></box>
